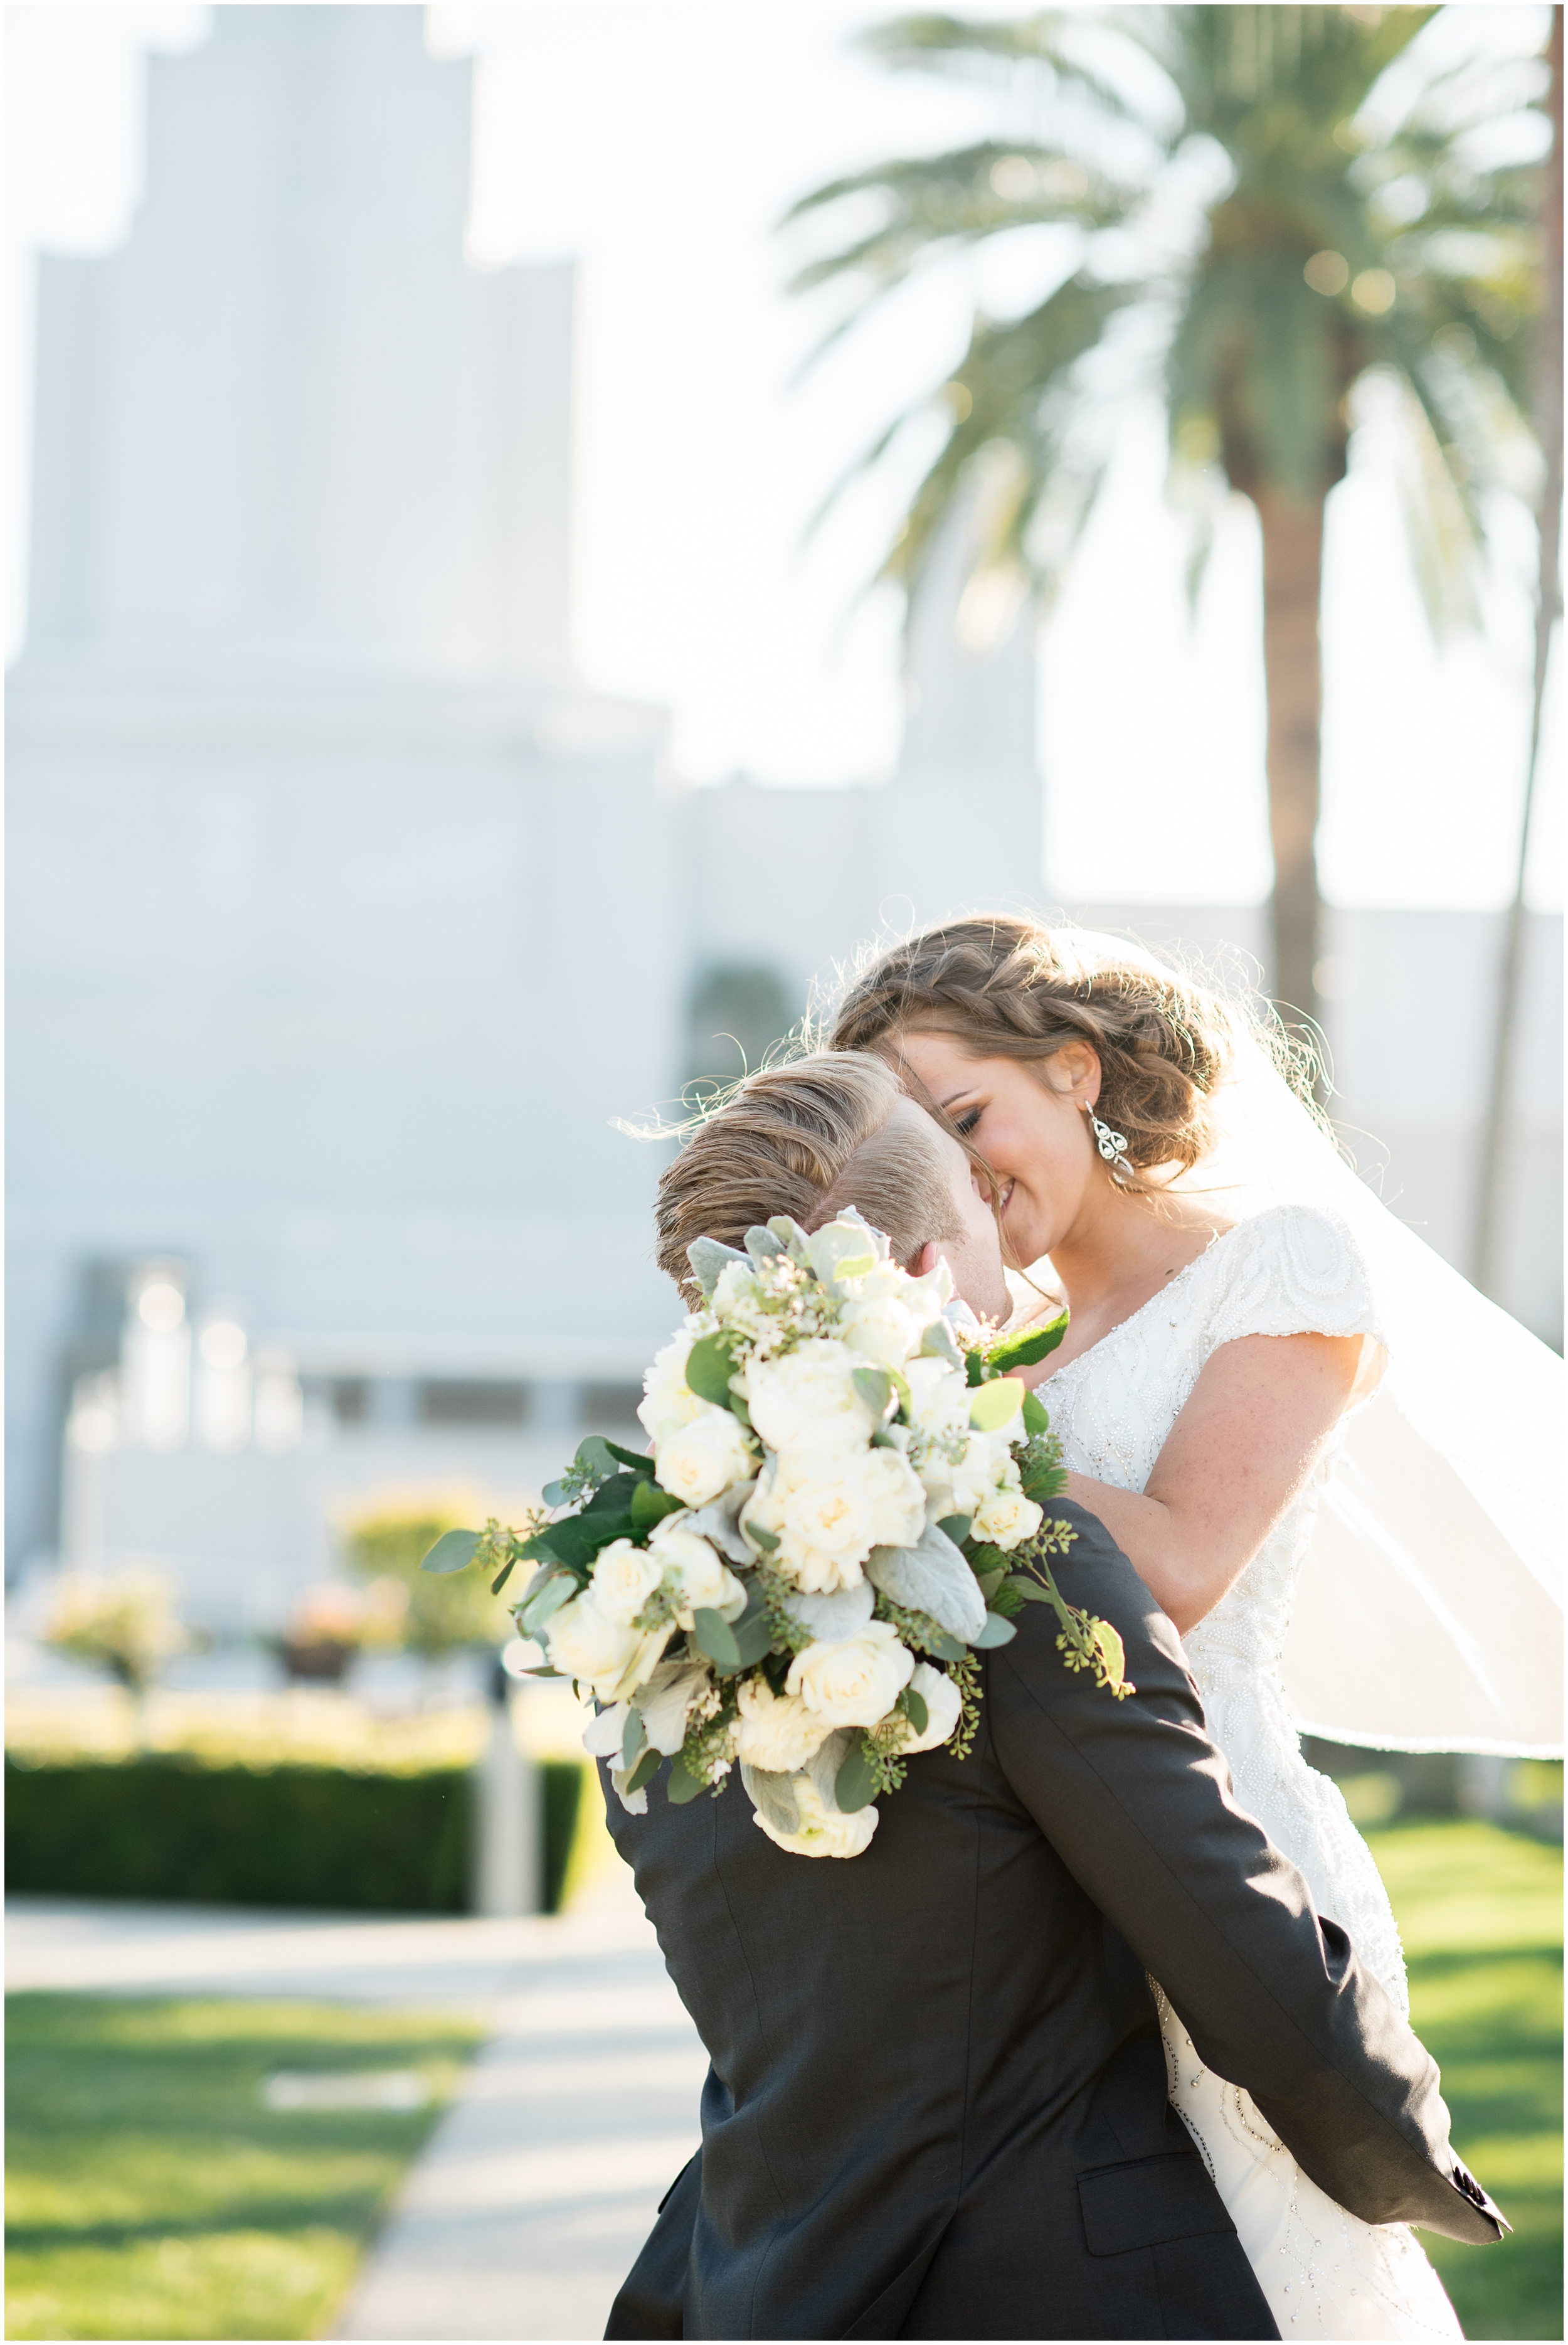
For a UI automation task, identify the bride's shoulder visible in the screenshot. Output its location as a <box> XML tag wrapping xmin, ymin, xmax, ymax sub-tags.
<box><xmin>1194</xmin><ymin>1202</ymin><xmax>1381</xmax><ymax>1346</ymax></box>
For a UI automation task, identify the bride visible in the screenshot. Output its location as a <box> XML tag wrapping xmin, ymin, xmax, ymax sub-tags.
<box><xmin>827</xmin><ymin>912</ymin><xmax>1563</xmax><ymax>2341</ymax></box>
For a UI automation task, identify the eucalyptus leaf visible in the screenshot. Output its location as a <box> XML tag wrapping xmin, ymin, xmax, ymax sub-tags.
<box><xmin>685</xmin><ymin>1332</ymin><xmax>740</xmax><ymax>1410</ymax></box>
<box><xmin>520</xmin><ymin>1573</ymin><xmax>576</xmax><ymax>1637</ymax></box>
<box><xmin>834</xmin><ymin>1737</ymin><xmax>876</xmax><ymax>1814</ymax></box>
<box><xmin>420</xmin><ymin>1529</ymin><xmax>479</xmax><ymax>1577</ymax></box>
<box><xmin>730</xmin><ymin>1607</ymin><xmax>775</xmax><ymax>1668</ymax></box>
<box><xmin>666</xmin><ymin>1757</ymin><xmax>708</xmax><ymax>1805</ymax></box>
<box><xmin>903</xmin><ymin>1686</ymin><xmax>929</xmax><ymax>1735</ymax></box>
<box><xmin>970</xmin><ymin>1378</ymin><xmax>1024</xmax><ymax>1432</ymax></box>
<box><xmin>1020</xmin><ymin>1389</ymin><xmax>1051</xmax><ymax>1438</ymax></box>
<box><xmin>489</xmin><ymin>1558</ymin><xmax>516</xmax><ymax>1595</ymax></box>
<box><xmin>972</xmin><ymin>1612</ymin><xmax>1019</xmax><ymax>1649</ymax></box>
<box><xmin>687</xmin><ymin>1236</ymin><xmax>748</xmax><ymax>1300</ymax></box>
<box><xmin>541</xmin><ymin>1478</ymin><xmax>570</xmax><ymax>1508</ymax></box>
<box><xmin>936</xmin><ymin>1514</ymin><xmax>972</xmax><ymax>1546</ymax></box>
<box><xmin>691</xmin><ymin>1607</ymin><xmax>743</xmax><ymax>1671</ymax></box>
<box><xmin>865</xmin><ymin>1519</ymin><xmax>987</xmax><ymax>1643</ymax></box>
<box><xmin>625</xmin><ymin>1747</ymin><xmax>662</xmax><ymax>1795</ymax></box>
<box><xmin>1003</xmin><ymin>1574</ymin><xmax>1052</xmax><ymax>1603</ymax></box>
<box><xmin>575</xmin><ymin>1435</ymin><xmax>623</xmax><ymax>1479</ymax></box>
<box><xmin>852</xmin><ymin>1366</ymin><xmax>893</xmax><ymax>1422</ymax></box>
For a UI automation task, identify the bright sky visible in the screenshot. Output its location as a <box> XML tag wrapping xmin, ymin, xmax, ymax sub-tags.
<box><xmin>4</xmin><ymin>0</ymin><xmax>1559</xmax><ymax>908</ymax></box>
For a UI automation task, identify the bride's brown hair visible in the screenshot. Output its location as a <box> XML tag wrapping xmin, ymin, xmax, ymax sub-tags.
<box><xmin>827</xmin><ymin>914</ymin><xmax>1241</xmax><ymax>1198</ymax></box>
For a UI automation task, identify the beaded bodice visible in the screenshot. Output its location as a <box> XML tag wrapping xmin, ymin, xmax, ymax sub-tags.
<box><xmin>1040</xmin><ymin>1204</ymin><xmax>1409</xmax><ymax>2012</ymax></box>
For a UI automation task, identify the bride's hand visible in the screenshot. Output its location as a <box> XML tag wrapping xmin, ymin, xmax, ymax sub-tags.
<box><xmin>1064</xmin><ymin>1331</ymin><xmax>1365</xmax><ymax>1634</ymax></box>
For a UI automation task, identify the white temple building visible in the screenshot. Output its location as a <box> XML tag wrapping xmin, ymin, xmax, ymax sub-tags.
<box><xmin>7</xmin><ymin>8</ymin><xmax>1558</xmax><ymax>1629</ymax></box>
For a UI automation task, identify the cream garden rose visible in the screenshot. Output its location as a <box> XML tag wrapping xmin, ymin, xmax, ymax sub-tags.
<box><xmin>744</xmin><ymin>1445</ymin><xmax>926</xmax><ymax>1593</ymax></box>
<box><xmin>590</xmin><ymin>1539</ymin><xmax>665</xmax><ymax>1626</ymax></box>
<box><xmin>837</xmin><ymin>1292</ymin><xmax>921</xmax><ymax>1373</ymax></box>
<box><xmin>751</xmin><ymin>1772</ymin><xmax>879</xmax><ymax>1859</ymax></box>
<box><xmin>972</xmin><ymin>1484</ymin><xmax>1044</xmax><ymax>1551</ymax></box>
<box><xmin>733</xmin><ymin>1674</ymin><xmax>832</xmax><ymax>1772</ymax></box>
<box><xmin>547</xmin><ymin>1588</ymin><xmax>670</xmax><ymax>1704</ymax></box>
<box><xmin>744</xmin><ymin>1339</ymin><xmax>873</xmax><ymax>1454</ymax></box>
<box><xmin>649</xmin><ymin>1523</ymin><xmax>748</xmax><ymax>1627</ymax></box>
<box><xmin>654</xmin><ymin>1406</ymin><xmax>755</xmax><ymax>1508</ymax></box>
<box><xmin>637</xmin><ymin>1332</ymin><xmax>702</xmax><ymax>1447</ymax></box>
<box><xmin>786</xmin><ymin>1619</ymin><xmax>915</xmax><ymax>1728</ymax></box>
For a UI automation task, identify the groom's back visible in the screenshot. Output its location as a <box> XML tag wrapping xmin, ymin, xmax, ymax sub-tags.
<box><xmin>604</xmin><ymin>1660</ymin><xmax>1264</xmax><ymax>2341</ymax></box>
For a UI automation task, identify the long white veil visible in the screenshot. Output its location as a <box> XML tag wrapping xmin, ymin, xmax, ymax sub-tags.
<box><xmin>1059</xmin><ymin>929</ymin><xmax>1563</xmax><ymax>1758</ymax></box>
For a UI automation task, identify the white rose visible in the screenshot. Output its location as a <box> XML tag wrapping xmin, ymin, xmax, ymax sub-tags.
<box><xmin>744</xmin><ymin>1340</ymin><xmax>873</xmax><ymax>1454</ymax></box>
<box><xmin>787</xmin><ymin>1621</ymin><xmax>915</xmax><ymax>1728</ymax></box>
<box><xmin>902</xmin><ymin>1661</ymin><xmax>963</xmax><ymax>1754</ymax></box>
<box><xmin>904</xmin><ymin>1355</ymin><xmax>971</xmax><ymax>1440</ymax></box>
<box><xmin>753</xmin><ymin>1773</ymin><xmax>879</xmax><ymax>1859</ymax></box>
<box><xmin>734</xmin><ymin>1675</ymin><xmax>832</xmax><ymax>1772</ymax></box>
<box><xmin>546</xmin><ymin>1588</ymin><xmax>670</xmax><ymax>1703</ymax></box>
<box><xmin>746</xmin><ymin>1447</ymin><xmax>926</xmax><ymax>1593</ymax></box>
<box><xmin>638</xmin><ymin>1333</ymin><xmax>701</xmax><ymax>1446</ymax></box>
<box><xmin>590</xmin><ymin>1539</ymin><xmax>665</xmax><ymax>1626</ymax></box>
<box><xmin>649</xmin><ymin>1524</ymin><xmax>748</xmax><ymax>1627</ymax></box>
<box><xmin>950</xmin><ymin>1432</ymin><xmax>1009</xmax><ymax>1519</ymax></box>
<box><xmin>655</xmin><ymin>1406</ymin><xmax>756</xmax><ymax>1508</ymax></box>
<box><xmin>971</xmin><ymin>1486</ymin><xmax>1043</xmax><ymax>1551</ymax></box>
<box><xmin>838</xmin><ymin>1294</ymin><xmax>921</xmax><ymax>1373</ymax></box>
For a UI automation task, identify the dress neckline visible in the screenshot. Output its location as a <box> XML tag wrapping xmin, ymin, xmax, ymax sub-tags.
<box><xmin>1039</xmin><ymin>1220</ymin><xmax>1241</xmax><ymax>1388</ymax></box>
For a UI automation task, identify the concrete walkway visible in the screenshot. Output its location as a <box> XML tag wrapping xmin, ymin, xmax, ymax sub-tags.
<box><xmin>7</xmin><ymin>1870</ymin><xmax>704</xmax><ymax>2341</ymax></box>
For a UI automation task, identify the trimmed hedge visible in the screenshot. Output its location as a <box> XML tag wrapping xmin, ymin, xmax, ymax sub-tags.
<box><xmin>4</xmin><ymin>1753</ymin><xmax>583</xmax><ymax>1915</ymax></box>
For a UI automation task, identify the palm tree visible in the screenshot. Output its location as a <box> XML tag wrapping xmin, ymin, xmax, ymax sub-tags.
<box><xmin>785</xmin><ymin>5</ymin><xmax>1548</xmax><ymax>1034</ymax></box>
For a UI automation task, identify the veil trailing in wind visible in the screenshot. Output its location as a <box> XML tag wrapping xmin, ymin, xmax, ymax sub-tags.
<box><xmin>1058</xmin><ymin>930</ymin><xmax>1563</xmax><ymax>1758</ymax></box>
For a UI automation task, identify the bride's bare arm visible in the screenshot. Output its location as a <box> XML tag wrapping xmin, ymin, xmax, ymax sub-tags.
<box><xmin>1062</xmin><ymin>1332</ymin><xmax>1364</xmax><ymax>1635</ymax></box>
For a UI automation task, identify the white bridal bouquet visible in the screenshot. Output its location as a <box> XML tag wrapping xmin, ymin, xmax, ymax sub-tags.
<box><xmin>423</xmin><ymin>1211</ymin><xmax>1131</xmax><ymax>1859</ymax></box>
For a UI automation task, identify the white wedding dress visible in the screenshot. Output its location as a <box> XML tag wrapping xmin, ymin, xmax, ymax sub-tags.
<box><xmin>1042</xmin><ymin>1201</ymin><xmax>1465</xmax><ymax>2339</ymax></box>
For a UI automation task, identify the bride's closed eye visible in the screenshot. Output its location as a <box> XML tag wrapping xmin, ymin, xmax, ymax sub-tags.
<box><xmin>953</xmin><ymin>1107</ymin><xmax>983</xmax><ymax>1137</ymax></box>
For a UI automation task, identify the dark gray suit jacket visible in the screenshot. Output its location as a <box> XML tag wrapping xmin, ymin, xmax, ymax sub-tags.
<box><xmin>603</xmin><ymin>1502</ymin><xmax>1502</xmax><ymax>2340</ymax></box>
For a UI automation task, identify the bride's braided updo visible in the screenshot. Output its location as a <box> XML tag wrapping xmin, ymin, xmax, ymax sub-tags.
<box><xmin>827</xmin><ymin>915</ymin><xmax>1239</xmax><ymax>1196</ymax></box>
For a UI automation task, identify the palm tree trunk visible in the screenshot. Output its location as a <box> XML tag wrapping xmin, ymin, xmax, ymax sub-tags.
<box><xmin>1253</xmin><ymin>487</ymin><xmax>1325</xmax><ymax>1042</ymax></box>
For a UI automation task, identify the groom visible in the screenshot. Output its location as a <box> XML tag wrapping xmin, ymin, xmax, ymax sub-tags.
<box><xmin>603</xmin><ymin>1058</ymin><xmax>1503</xmax><ymax>2341</ymax></box>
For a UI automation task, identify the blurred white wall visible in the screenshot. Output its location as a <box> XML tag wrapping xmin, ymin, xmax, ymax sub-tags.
<box><xmin>5</xmin><ymin>4</ymin><xmax>1041</xmax><ymax>1612</ymax></box>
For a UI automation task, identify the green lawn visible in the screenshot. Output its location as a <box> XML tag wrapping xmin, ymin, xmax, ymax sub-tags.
<box><xmin>3</xmin><ymin>1819</ymin><xmax>1558</xmax><ymax>2341</ymax></box>
<box><xmin>4</xmin><ymin>1997</ymin><xmax>480</xmax><ymax>2341</ymax></box>
<box><xmin>1372</xmin><ymin>1819</ymin><xmax>1563</xmax><ymax>2342</ymax></box>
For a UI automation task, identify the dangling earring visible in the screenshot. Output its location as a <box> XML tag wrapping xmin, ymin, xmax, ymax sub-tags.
<box><xmin>1086</xmin><ymin>1104</ymin><xmax>1129</xmax><ymax>1179</ymax></box>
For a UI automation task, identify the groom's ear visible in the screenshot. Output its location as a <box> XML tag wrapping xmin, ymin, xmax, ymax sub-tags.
<box><xmin>913</xmin><ymin>1240</ymin><xmax>940</xmax><ymax>1278</ymax></box>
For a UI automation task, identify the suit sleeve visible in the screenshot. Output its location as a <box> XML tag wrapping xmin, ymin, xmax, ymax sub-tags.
<box><xmin>989</xmin><ymin>1502</ymin><xmax>1503</xmax><ymax>2245</ymax></box>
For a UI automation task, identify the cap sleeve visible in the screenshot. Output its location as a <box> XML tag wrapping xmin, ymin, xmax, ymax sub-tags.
<box><xmin>1199</xmin><ymin>1205</ymin><xmax>1385</xmax><ymax>1368</ymax></box>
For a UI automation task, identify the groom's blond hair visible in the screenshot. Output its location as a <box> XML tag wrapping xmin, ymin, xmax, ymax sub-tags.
<box><xmin>654</xmin><ymin>1053</ymin><xmax>961</xmax><ymax>1305</ymax></box>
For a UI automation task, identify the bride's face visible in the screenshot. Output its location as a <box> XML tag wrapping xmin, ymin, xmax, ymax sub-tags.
<box><xmin>896</xmin><ymin>1033</ymin><xmax>1100</xmax><ymax>1270</ymax></box>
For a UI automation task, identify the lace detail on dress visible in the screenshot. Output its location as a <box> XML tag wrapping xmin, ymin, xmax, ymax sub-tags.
<box><xmin>1042</xmin><ymin>1203</ymin><xmax>1407</xmax><ymax>2011</ymax></box>
<box><xmin>1044</xmin><ymin>1205</ymin><xmax>1456</xmax><ymax>2336</ymax></box>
